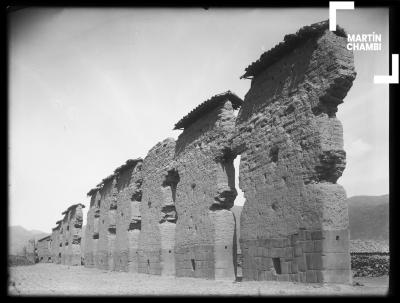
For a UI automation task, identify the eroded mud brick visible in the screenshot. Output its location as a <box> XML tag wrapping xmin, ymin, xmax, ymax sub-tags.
<box><xmin>236</xmin><ymin>20</ymin><xmax>355</xmax><ymax>284</ymax></box>
<box><xmin>54</xmin><ymin>203</ymin><xmax>85</xmax><ymax>266</ymax></box>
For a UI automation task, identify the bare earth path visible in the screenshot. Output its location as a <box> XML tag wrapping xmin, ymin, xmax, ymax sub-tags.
<box><xmin>8</xmin><ymin>264</ymin><xmax>389</xmax><ymax>296</ymax></box>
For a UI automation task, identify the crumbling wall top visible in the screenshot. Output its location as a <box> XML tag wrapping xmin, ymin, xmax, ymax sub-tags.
<box><xmin>87</xmin><ymin>187</ymin><xmax>100</xmax><ymax>197</ymax></box>
<box><xmin>96</xmin><ymin>174</ymin><xmax>116</xmax><ymax>188</ymax></box>
<box><xmin>61</xmin><ymin>203</ymin><xmax>85</xmax><ymax>215</ymax></box>
<box><xmin>113</xmin><ymin>158</ymin><xmax>143</xmax><ymax>175</ymax></box>
<box><xmin>173</xmin><ymin>91</ymin><xmax>243</xmax><ymax>130</ymax></box>
<box><xmin>38</xmin><ymin>235</ymin><xmax>51</xmax><ymax>242</ymax></box>
<box><xmin>240</xmin><ymin>20</ymin><xmax>347</xmax><ymax>79</ymax></box>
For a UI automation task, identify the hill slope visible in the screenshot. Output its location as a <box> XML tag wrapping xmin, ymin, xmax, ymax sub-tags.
<box><xmin>9</xmin><ymin>226</ymin><xmax>49</xmax><ymax>255</ymax></box>
<box><xmin>348</xmin><ymin>194</ymin><xmax>389</xmax><ymax>241</ymax></box>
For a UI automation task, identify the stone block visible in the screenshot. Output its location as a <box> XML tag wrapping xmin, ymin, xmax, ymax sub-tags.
<box><xmin>306</xmin><ymin>270</ymin><xmax>317</xmax><ymax>283</ymax></box>
<box><xmin>262</xmin><ymin>257</ymin><xmax>273</xmax><ymax>270</ymax></box>
<box><xmin>290</xmin><ymin>273</ymin><xmax>300</xmax><ymax>282</ymax></box>
<box><xmin>270</xmin><ymin>247</ymin><xmax>283</xmax><ymax>258</ymax></box>
<box><xmin>280</xmin><ymin>261</ymin><xmax>290</xmax><ymax>274</ymax></box>
<box><xmin>290</xmin><ymin>233</ymin><xmax>299</xmax><ymax>246</ymax></box>
<box><xmin>299</xmin><ymin>271</ymin><xmax>307</xmax><ymax>283</ymax></box>
<box><xmin>298</xmin><ymin>229</ymin><xmax>306</xmax><ymax>241</ymax></box>
<box><xmin>321</xmin><ymin>229</ymin><xmax>350</xmax><ymax>253</ymax></box>
<box><xmin>254</xmin><ymin>256</ymin><xmax>262</xmax><ymax>269</ymax></box>
<box><xmin>284</xmin><ymin>246</ymin><xmax>294</xmax><ymax>258</ymax></box>
<box><xmin>294</xmin><ymin>245</ymin><xmax>303</xmax><ymax>257</ymax></box>
<box><xmin>321</xmin><ymin>252</ymin><xmax>351</xmax><ymax>270</ymax></box>
<box><xmin>311</xmin><ymin>230</ymin><xmax>323</xmax><ymax>240</ymax></box>
<box><xmin>301</xmin><ymin>241</ymin><xmax>314</xmax><ymax>253</ymax></box>
<box><xmin>277</xmin><ymin>274</ymin><xmax>290</xmax><ymax>281</ymax></box>
<box><xmin>305</xmin><ymin>253</ymin><xmax>322</xmax><ymax>270</ymax></box>
<box><xmin>296</xmin><ymin>255</ymin><xmax>307</xmax><ymax>272</ymax></box>
<box><xmin>264</xmin><ymin>270</ymin><xmax>276</xmax><ymax>281</ymax></box>
<box><xmin>313</xmin><ymin>240</ymin><xmax>323</xmax><ymax>252</ymax></box>
<box><xmin>291</xmin><ymin>260</ymin><xmax>298</xmax><ymax>273</ymax></box>
<box><xmin>257</xmin><ymin>246</ymin><xmax>263</xmax><ymax>257</ymax></box>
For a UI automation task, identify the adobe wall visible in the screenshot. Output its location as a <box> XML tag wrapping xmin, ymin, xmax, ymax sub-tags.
<box><xmin>114</xmin><ymin>160</ymin><xmax>143</xmax><ymax>272</ymax></box>
<box><xmin>69</xmin><ymin>205</ymin><xmax>84</xmax><ymax>265</ymax></box>
<box><xmin>97</xmin><ymin>178</ymin><xmax>118</xmax><ymax>270</ymax></box>
<box><xmin>56</xmin><ymin>204</ymin><xmax>85</xmax><ymax>266</ymax></box>
<box><xmin>83</xmin><ymin>191</ymin><xmax>99</xmax><ymax>268</ymax></box>
<box><xmin>138</xmin><ymin>138</ymin><xmax>176</xmax><ymax>275</ymax></box>
<box><xmin>231</xmin><ymin>23</ymin><xmax>356</xmax><ymax>283</ymax></box>
<box><xmin>37</xmin><ymin>237</ymin><xmax>52</xmax><ymax>263</ymax></box>
<box><xmin>60</xmin><ymin>214</ymin><xmax>68</xmax><ymax>265</ymax></box>
<box><xmin>173</xmin><ymin>100</ymin><xmax>238</xmax><ymax>280</ymax></box>
<box><xmin>51</xmin><ymin>224</ymin><xmax>62</xmax><ymax>264</ymax></box>
<box><xmin>26</xmin><ymin>239</ymin><xmax>36</xmax><ymax>264</ymax></box>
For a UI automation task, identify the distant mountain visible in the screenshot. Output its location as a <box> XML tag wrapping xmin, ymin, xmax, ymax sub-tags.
<box><xmin>9</xmin><ymin>225</ymin><xmax>49</xmax><ymax>256</ymax></box>
<box><xmin>348</xmin><ymin>194</ymin><xmax>389</xmax><ymax>241</ymax></box>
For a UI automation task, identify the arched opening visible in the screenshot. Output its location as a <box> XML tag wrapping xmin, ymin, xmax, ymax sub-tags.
<box><xmin>233</xmin><ymin>155</ymin><xmax>245</xmax><ymax>206</ymax></box>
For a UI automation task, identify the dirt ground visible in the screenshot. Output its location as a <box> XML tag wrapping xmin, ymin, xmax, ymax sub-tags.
<box><xmin>8</xmin><ymin>263</ymin><xmax>389</xmax><ymax>296</ymax></box>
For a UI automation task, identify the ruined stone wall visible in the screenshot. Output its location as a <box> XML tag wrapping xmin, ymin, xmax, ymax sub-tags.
<box><xmin>26</xmin><ymin>239</ymin><xmax>36</xmax><ymax>264</ymax></box>
<box><xmin>37</xmin><ymin>237</ymin><xmax>52</xmax><ymax>263</ymax></box>
<box><xmin>51</xmin><ymin>226</ymin><xmax>61</xmax><ymax>264</ymax></box>
<box><xmin>56</xmin><ymin>204</ymin><xmax>85</xmax><ymax>266</ymax></box>
<box><xmin>84</xmin><ymin>193</ymin><xmax>97</xmax><ymax>268</ymax></box>
<box><xmin>60</xmin><ymin>214</ymin><xmax>68</xmax><ymax>265</ymax></box>
<box><xmin>92</xmin><ymin>192</ymin><xmax>101</xmax><ymax>267</ymax></box>
<box><xmin>114</xmin><ymin>161</ymin><xmax>143</xmax><ymax>272</ymax></box>
<box><xmin>138</xmin><ymin>138</ymin><xmax>176</xmax><ymax>275</ymax></box>
<box><xmin>232</xmin><ymin>24</ymin><xmax>356</xmax><ymax>283</ymax></box>
<box><xmin>69</xmin><ymin>205</ymin><xmax>84</xmax><ymax>265</ymax></box>
<box><xmin>173</xmin><ymin>100</ymin><xmax>238</xmax><ymax>280</ymax></box>
<box><xmin>97</xmin><ymin>178</ymin><xmax>118</xmax><ymax>270</ymax></box>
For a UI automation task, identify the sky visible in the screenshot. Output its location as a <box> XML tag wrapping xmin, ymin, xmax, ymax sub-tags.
<box><xmin>9</xmin><ymin>7</ymin><xmax>389</xmax><ymax>232</ymax></box>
